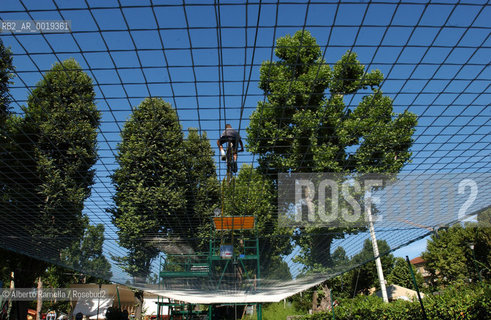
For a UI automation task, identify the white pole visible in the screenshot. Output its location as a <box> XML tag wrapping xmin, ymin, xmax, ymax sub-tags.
<box><xmin>367</xmin><ymin>201</ymin><xmax>389</xmax><ymax>303</ymax></box>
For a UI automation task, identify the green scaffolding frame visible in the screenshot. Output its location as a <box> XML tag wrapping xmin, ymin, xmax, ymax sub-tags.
<box><xmin>157</xmin><ymin>217</ymin><xmax>262</xmax><ymax>320</ymax></box>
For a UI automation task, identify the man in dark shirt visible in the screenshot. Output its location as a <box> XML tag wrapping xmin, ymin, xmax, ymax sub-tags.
<box><xmin>217</xmin><ymin>124</ymin><xmax>244</xmax><ymax>173</ymax></box>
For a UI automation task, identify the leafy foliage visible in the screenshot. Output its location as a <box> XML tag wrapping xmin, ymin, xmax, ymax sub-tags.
<box><xmin>222</xmin><ymin>165</ymin><xmax>293</xmax><ymax>279</ymax></box>
<box><xmin>244</xmin><ymin>301</ymin><xmax>303</xmax><ymax>320</ymax></box>
<box><xmin>0</xmin><ymin>39</ymin><xmax>13</xmax><ymax>127</ymax></box>
<box><xmin>301</xmin><ymin>283</ymin><xmax>491</xmax><ymax>320</ymax></box>
<box><xmin>110</xmin><ymin>97</ymin><xmax>188</xmax><ymax>279</ymax></box>
<box><xmin>111</xmin><ymin>99</ymin><xmax>220</xmax><ymax>279</ymax></box>
<box><xmin>387</xmin><ymin>257</ymin><xmax>424</xmax><ymax>289</ymax></box>
<box><xmin>422</xmin><ymin>217</ymin><xmax>491</xmax><ymax>287</ymax></box>
<box><xmin>247</xmin><ymin>30</ymin><xmax>417</xmax><ymax>270</ymax></box>
<box><xmin>60</xmin><ymin>216</ymin><xmax>112</xmax><ymax>280</ymax></box>
<box><xmin>0</xmin><ymin>39</ymin><xmax>15</xmax><ymax>234</ymax></box>
<box><xmin>22</xmin><ymin>58</ymin><xmax>101</xmax><ymax>248</ymax></box>
<box><xmin>2</xmin><ymin>58</ymin><xmax>100</xmax><ymax>278</ymax></box>
<box><xmin>293</xmin><ymin>240</ymin><xmax>396</xmax><ymax>309</ymax></box>
<box><xmin>183</xmin><ymin>128</ymin><xmax>220</xmax><ymax>249</ymax></box>
<box><xmin>0</xmin><ymin>58</ymin><xmax>101</xmax><ymax>320</ymax></box>
<box><xmin>348</xmin><ymin>239</ymin><xmax>395</xmax><ymax>295</ymax></box>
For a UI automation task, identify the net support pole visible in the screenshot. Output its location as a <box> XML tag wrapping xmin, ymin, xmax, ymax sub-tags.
<box><xmin>116</xmin><ymin>286</ymin><xmax>121</xmax><ymax>309</ymax></box>
<box><xmin>406</xmin><ymin>256</ymin><xmax>428</xmax><ymax>320</ymax></box>
<box><xmin>367</xmin><ymin>201</ymin><xmax>389</xmax><ymax>303</ymax></box>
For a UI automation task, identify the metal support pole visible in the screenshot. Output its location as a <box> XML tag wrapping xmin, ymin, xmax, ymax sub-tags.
<box><xmin>406</xmin><ymin>256</ymin><xmax>428</xmax><ymax>320</ymax></box>
<box><xmin>256</xmin><ymin>235</ymin><xmax>262</xmax><ymax>320</ymax></box>
<box><xmin>96</xmin><ymin>282</ymin><xmax>101</xmax><ymax>320</ymax></box>
<box><xmin>367</xmin><ymin>202</ymin><xmax>388</xmax><ymax>303</ymax></box>
<box><xmin>470</xmin><ymin>244</ymin><xmax>482</xmax><ymax>282</ymax></box>
<box><xmin>116</xmin><ymin>286</ymin><xmax>121</xmax><ymax>309</ymax></box>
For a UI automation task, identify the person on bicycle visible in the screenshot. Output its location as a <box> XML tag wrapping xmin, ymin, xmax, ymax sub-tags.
<box><xmin>217</xmin><ymin>124</ymin><xmax>243</xmax><ymax>173</ymax></box>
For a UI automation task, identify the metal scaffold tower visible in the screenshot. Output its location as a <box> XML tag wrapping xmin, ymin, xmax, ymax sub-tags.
<box><xmin>157</xmin><ymin>216</ymin><xmax>261</xmax><ymax>320</ymax></box>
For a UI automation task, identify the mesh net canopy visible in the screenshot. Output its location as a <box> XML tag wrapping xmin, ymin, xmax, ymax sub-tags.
<box><xmin>0</xmin><ymin>0</ymin><xmax>490</xmax><ymax>304</ymax></box>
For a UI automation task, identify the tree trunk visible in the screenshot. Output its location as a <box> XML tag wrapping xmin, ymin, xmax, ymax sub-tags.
<box><xmin>319</xmin><ymin>285</ymin><xmax>331</xmax><ymax>311</ymax></box>
<box><xmin>10</xmin><ymin>257</ymin><xmax>46</xmax><ymax>320</ymax></box>
<box><xmin>36</xmin><ymin>277</ymin><xmax>42</xmax><ymax>320</ymax></box>
<box><xmin>7</xmin><ymin>271</ymin><xmax>29</xmax><ymax>320</ymax></box>
<box><xmin>311</xmin><ymin>290</ymin><xmax>318</xmax><ymax>313</ymax></box>
<box><xmin>6</xmin><ymin>272</ymin><xmax>14</xmax><ymax>320</ymax></box>
<box><xmin>134</xmin><ymin>290</ymin><xmax>143</xmax><ymax>320</ymax></box>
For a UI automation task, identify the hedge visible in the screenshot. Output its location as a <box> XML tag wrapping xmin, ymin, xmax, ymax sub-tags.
<box><xmin>300</xmin><ymin>283</ymin><xmax>490</xmax><ymax>320</ymax></box>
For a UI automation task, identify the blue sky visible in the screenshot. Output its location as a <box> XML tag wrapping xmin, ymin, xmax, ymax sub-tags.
<box><xmin>1</xmin><ymin>0</ymin><xmax>490</xmax><ymax>282</ymax></box>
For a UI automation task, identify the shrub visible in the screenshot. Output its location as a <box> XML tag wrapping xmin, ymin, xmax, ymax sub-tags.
<box><xmin>300</xmin><ymin>283</ymin><xmax>490</xmax><ymax>320</ymax></box>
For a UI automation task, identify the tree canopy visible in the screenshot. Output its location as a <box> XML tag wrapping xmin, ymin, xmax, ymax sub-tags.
<box><xmin>61</xmin><ymin>217</ymin><xmax>112</xmax><ymax>280</ymax></box>
<box><xmin>422</xmin><ymin>213</ymin><xmax>491</xmax><ymax>287</ymax></box>
<box><xmin>111</xmin><ymin>98</ymin><xmax>220</xmax><ymax>280</ymax></box>
<box><xmin>387</xmin><ymin>257</ymin><xmax>423</xmax><ymax>289</ymax></box>
<box><xmin>246</xmin><ymin>30</ymin><xmax>417</xmax><ymax>270</ymax></box>
<box><xmin>1</xmin><ymin>58</ymin><xmax>100</xmax><ymax>320</ymax></box>
<box><xmin>0</xmin><ymin>39</ymin><xmax>15</xmax><ymax>227</ymax></box>
<box><xmin>183</xmin><ymin>128</ymin><xmax>220</xmax><ymax>249</ymax></box>
<box><xmin>222</xmin><ymin>165</ymin><xmax>293</xmax><ymax>279</ymax></box>
<box><xmin>2</xmin><ymin>58</ymin><xmax>100</xmax><ymax>258</ymax></box>
<box><xmin>0</xmin><ymin>39</ymin><xmax>13</xmax><ymax>127</ymax></box>
<box><xmin>22</xmin><ymin>58</ymin><xmax>101</xmax><ymax>248</ymax></box>
<box><xmin>111</xmin><ymin>97</ymin><xmax>188</xmax><ymax>279</ymax></box>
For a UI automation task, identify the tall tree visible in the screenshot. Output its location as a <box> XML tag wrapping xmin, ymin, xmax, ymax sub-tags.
<box><xmin>0</xmin><ymin>38</ymin><xmax>14</xmax><ymax>241</ymax></box>
<box><xmin>247</xmin><ymin>30</ymin><xmax>417</xmax><ymax>269</ymax></box>
<box><xmin>0</xmin><ymin>39</ymin><xmax>13</xmax><ymax>128</ymax></box>
<box><xmin>2</xmin><ymin>58</ymin><xmax>100</xmax><ymax>320</ymax></box>
<box><xmin>0</xmin><ymin>40</ymin><xmax>41</xmax><ymax>320</ymax></box>
<box><xmin>183</xmin><ymin>128</ymin><xmax>220</xmax><ymax>249</ymax></box>
<box><xmin>422</xmin><ymin>213</ymin><xmax>491</xmax><ymax>287</ymax></box>
<box><xmin>110</xmin><ymin>97</ymin><xmax>188</xmax><ymax>280</ymax></box>
<box><xmin>60</xmin><ymin>217</ymin><xmax>112</xmax><ymax>281</ymax></box>
<box><xmin>21</xmin><ymin>58</ymin><xmax>101</xmax><ymax>249</ymax></box>
<box><xmin>387</xmin><ymin>257</ymin><xmax>424</xmax><ymax>289</ymax></box>
<box><xmin>348</xmin><ymin>239</ymin><xmax>394</xmax><ymax>295</ymax></box>
<box><xmin>0</xmin><ymin>38</ymin><xmax>15</xmax><ymax>225</ymax></box>
<box><xmin>222</xmin><ymin>165</ymin><xmax>293</xmax><ymax>279</ymax></box>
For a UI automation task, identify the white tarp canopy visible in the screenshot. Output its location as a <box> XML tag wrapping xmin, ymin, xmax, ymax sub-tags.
<box><xmin>142</xmin><ymin>297</ymin><xmax>168</xmax><ymax>316</ymax></box>
<box><xmin>143</xmin><ymin>276</ymin><xmax>327</xmax><ymax>304</ymax></box>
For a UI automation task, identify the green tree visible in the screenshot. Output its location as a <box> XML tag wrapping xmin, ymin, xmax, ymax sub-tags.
<box><xmin>222</xmin><ymin>165</ymin><xmax>293</xmax><ymax>279</ymax></box>
<box><xmin>110</xmin><ymin>97</ymin><xmax>188</xmax><ymax>280</ymax></box>
<box><xmin>183</xmin><ymin>128</ymin><xmax>220</xmax><ymax>249</ymax></box>
<box><xmin>422</xmin><ymin>217</ymin><xmax>490</xmax><ymax>288</ymax></box>
<box><xmin>0</xmin><ymin>39</ymin><xmax>13</xmax><ymax>128</ymax></box>
<box><xmin>60</xmin><ymin>217</ymin><xmax>112</xmax><ymax>281</ymax></box>
<box><xmin>0</xmin><ymin>41</ymin><xmax>43</xmax><ymax>320</ymax></box>
<box><xmin>348</xmin><ymin>239</ymin><xmax>394</xmax><ymax>295</ymax></box>
<box><xmin>0</xmin><ymin>38</ymin><xmax>16</xmax><ymax>233</ymax></box>
<box><xmin>387</xmin><ymin>257</ymin><xmax>423</xmax><ymax>289</ymax></box>
<box><xmin>1</xmin><ymin>58</ymin><xmax>100</xmax><ymax>320</ymax></box>
<box><xmin>34</xmin><ymin>218</ymin><xmax>112</xmax><ymax>316</ymax></box>
<box><xmin>21</xmin><ymin>58</ymin><xmax>101</xmax><ymax>248</ymax></box>
<box><xmin>247</xmin><ymin>30</ymin><xmax>417</xmax><ymax>269</ymax></box>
